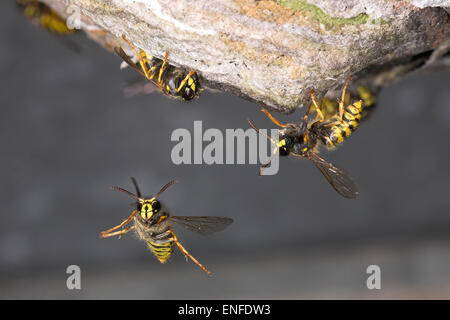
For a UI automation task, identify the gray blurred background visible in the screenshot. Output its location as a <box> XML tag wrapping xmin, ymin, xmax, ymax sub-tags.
<box><xmin>1</xmin><ymin>1</ymin><xmax>450</xmax><ymax>299</ymax></box>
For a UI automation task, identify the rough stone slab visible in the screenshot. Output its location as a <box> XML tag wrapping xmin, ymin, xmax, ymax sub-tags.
<box><xmin>42</xmin><ymin>0</ymin><xmax>449</xmax><ymax>113</ymax></box>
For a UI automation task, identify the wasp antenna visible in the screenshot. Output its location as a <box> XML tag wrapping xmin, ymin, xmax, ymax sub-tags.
<box><xmin>248</xmin><ymin>118</ymin><xmax>277</xmax><ymax>145</ymax></box>
<box><xmin>154</xmin><ymin>180</ymin><xmax>178</xmax><ymax>199</ymax></box>
<box><xmin>130</xmin><ymin>177</ymin><xmax>142</xmax><ymax>198</ymax></box>
<box><xmin>110</xmin><ymin>186</ymin><xmax>141</xmax><ymax>201</ymax></box>
<box><xmin>247</xmin><ymin>118</ymin><xmax>260</xmax><ymax>132</ymax></box>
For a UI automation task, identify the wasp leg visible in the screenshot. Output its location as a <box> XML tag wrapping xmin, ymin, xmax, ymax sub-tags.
<box><xmin>100</xmin><ymin>210</ymin><xmax>137</xmax><ymax>237</ymax></box>
<box><xmin>100</xmin><ymin>225</ymin><xmax>136</xmax><ymax>239</ymax></box>
<box><xmin>157</xmin><ymin>215</ymin><xmax>168</xmax><ymax>224</ymax></box>
<box><xmin>158</xmin><ymin>51</ymin><xmax>169</xmax><ymax>84</ymax></box>
<box><xmin>309</xmin><ymin>90</ymin><xmax>325</xmax><ymax>122</ymax></box>
<box><xmin>338</xmin><ymin>78</ymin><xmax>351</xmax><ymax>121</ymax></box>
<box><xmin>261</xmin><ymin>108</ymin><xmax>292</xmax><ymax>128</ymax></box>
<box><xmin>176</xmin><ymin>70</ymin><xmax>195</xmax><ymax>93</ymax></box>
<box><xmin>139</xmin><ymin>49</ymin><xmax>158</xmax><ymax>81</ymax></box>
<box><xmin>322</xmin><ymin>121</ymin><xmax>341</xmax><ymax>128</ymax></box>
<box><xmin>170</xmin><ymin>230</ymin><xmax>212</xmax><ymax>276</ymax></box>
<box><xmin>121</xmin><ymin>35</ymin><xmax>152</xmax><ymax>80</ymax></box>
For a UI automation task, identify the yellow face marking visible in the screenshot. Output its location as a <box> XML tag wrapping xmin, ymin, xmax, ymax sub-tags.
<box><xmin>191</xmin><ymin>83</ymin><xmax>196</xmax><ymax>92</ymax></box>
<box><xmin>188</xmin><ymin>78</ymin><xmax>193</xmax><ymax>86</ymax></box>
<box><xmin>140</xmin><ymin>202</ymin><xmax>152</xmax><ymax>220</ymax></box>
<box><xmin>277</xmin><ymin>139</ymin><xmax>286</xmax><ymax>148</ymax></box>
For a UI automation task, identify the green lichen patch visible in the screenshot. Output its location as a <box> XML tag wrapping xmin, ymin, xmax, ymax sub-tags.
<box><xmin>279</xmin><ymin>0</ymin><xmax>370</xmax><ymax>27</ymax></box>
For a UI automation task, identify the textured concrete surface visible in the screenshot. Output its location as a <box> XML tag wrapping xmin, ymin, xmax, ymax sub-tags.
<box><xmin>1</xmin><ymin>1</ymin><xmax>450</xmax><ymax>299</ymax></box>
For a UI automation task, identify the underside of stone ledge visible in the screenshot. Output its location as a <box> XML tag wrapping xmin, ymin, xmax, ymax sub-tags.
<box><xmin>42</xmin><ymin>0</ymin><xmax>449</xmax><ymax>113</ymax></box>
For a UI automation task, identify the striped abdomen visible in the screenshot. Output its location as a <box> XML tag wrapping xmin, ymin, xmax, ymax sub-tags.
<box><xmin>146</xmin><ymin>237</ymin><xmax>174</xmax><ymax>264</ymax></box>
<box><xmin>317</xmin><ymin>100</ymin><xmax>363</xmax><ymax>149</ymax></box>
<box><xmin>357</xmin><ymin>86</ymin><xmax>377</xmax><ymax>120</ymax></box>
<box><xmin>134</xmin><ymin>216</ymin><xmax>174</xmax><ymax>264</ymax></box>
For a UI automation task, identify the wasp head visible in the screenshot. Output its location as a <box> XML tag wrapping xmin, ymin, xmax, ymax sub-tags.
<box><xmin>137</xmin><ymin>199</ymin><xmax>161</xmax><ymax>221</ymax></box>
<box><xmin>277</xmin><ymin>132</ymin><xmax>295</xmax><ymax>156</ymax></box>
<box><xmin>181</xmin><ymin>73</ymin><xmax>200</xmax><ymax>101</ymax></box>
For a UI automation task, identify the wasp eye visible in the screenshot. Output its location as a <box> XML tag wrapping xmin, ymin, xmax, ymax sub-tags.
<box><xmin>182</xmin><ymin>88</ymin><xmax>194</xmax><ymax>100</ymax></box>
<box><xmin>279</xmin><ymin>147</ymin><xmax>290</xmax><ymax>156</ymax></box>
<box><xmin>151</xmin><ymin>200</ymin><xmax>161</xmax><ymax>213</ymax></box>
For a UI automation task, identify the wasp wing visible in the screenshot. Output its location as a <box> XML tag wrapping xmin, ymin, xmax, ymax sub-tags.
<box><xmin>123</xmin><ymin>80</ymin><xmax>160</xmax><ymax>98</ymax></box>
<box><xmin>169</xmin><ymin>216</ymin><xmax>233</xmax><ymax>236</ymax></box>
<box><xmin>307</xmin><ymin>152</ymin><xmax>359</xmax><ymax>198</ymax></box>
<box><xmin>114</xmin><ymin>47</ymin><xmax>148</xmax><ymax>78</ymax></box>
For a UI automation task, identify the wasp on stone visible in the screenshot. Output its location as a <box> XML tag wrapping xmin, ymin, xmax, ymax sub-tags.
<box><xmin>248</xmin><ymin>79</ymin><xmax>362</xmax><ymax>198</ymax></box>
<box><xmin>115</xmin><ymin>35</ymin><xmax>201</xmax><ymax>101</ymax></box>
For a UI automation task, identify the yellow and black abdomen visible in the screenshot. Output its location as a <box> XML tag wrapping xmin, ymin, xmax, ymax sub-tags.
<box><xmin>357</xmin><ymin>86</ymin><xmax>377</xmax><ymax>120</ymax></box>
<box><xmin>146</xmin><ymin>238</ymin><xmax>174</xmax><ymax>264</ymax></box>
<box><xmin>134</xmin><ymin>216</ymin><xmax>175</xmax><ymax>264</ymax></box>
<box><xmin>315</xmin><ymin>100</ymin><xmax>363</xmax><ymax>149</ymax></box>
<box><xmin>17</xmin><ymin>0</ymin><xmax>75</xmax><ymax>35</ymax></box>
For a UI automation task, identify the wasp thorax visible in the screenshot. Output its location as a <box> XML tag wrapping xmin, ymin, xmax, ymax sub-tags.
<box><xmin>139</xmin><ymin>199</ymin><xmax>161</xmax><ymax>220</ymax></box>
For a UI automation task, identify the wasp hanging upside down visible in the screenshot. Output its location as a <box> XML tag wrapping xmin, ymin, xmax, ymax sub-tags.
<box><xmin>249</xmin><ymin>79</ymin><xmax>363</xmax><ymax>198</ymax></box>
<box><xmin>115</xmin><ymin>35</ymin><xmax>201</xmax><ymax>101</ymax></box>
<box><xmin>100</xmin><ymin>178</ymin><xmax>233</xmax><ymax>275</ymax></box>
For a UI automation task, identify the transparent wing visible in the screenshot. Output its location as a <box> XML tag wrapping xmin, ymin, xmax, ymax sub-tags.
<box><xmin>307</xmin><ymin>152</ymin><xmax>359</xmax><ymax>199</ymax></box>
<box><xmin>169</xmin><ymin>216</ymin><xmax>233</xmax><ymax>236</ymax></box>
<box><xmin>123</xmin><ymin>80</ymin><xmax>160</xmax><ymax>98</ymax></box>
<box><xmin>114</xmin><ymin>47</ymin><xmax>147</xmax><ymax>78</ymax></box>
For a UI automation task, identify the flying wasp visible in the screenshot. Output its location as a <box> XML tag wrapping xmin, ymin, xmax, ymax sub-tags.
<box><xmin>100</xmin><ymin>178</ymin><xmax>233</xmax><ymax>275</ymax></box>
<box><xmin>248</xmin><ymin>79</ymin><xmax>362</xmax><ymax>198</ymax></box>
<box><xmin>115</xmin><ymin>35</ymin><xmax>201</xmax><ymax>101</ymax></box>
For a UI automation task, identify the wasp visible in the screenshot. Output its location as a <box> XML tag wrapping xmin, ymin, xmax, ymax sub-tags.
<box><xmin>16</xmin><ymin>0</ymin><xmax>81</xmax><ymax>52</ymax></box>
<box><xmin>115</xmin><ymin>35</ymin><xmax>201</xmax><ymax>101</ymax></box>
<box><xmin>100</xmin><ymin>178</ymin><xmax>233</xmax><ymax>275</ymax></box>
<box><xmin>16</xmin><ymin>0</ymin><xmax>76</xmax><ymax>35</ymax></box>
<box><xmin>248</xmin><ymin>79</ymin><xmax>362</xmax><ymax>198</ymax></box>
